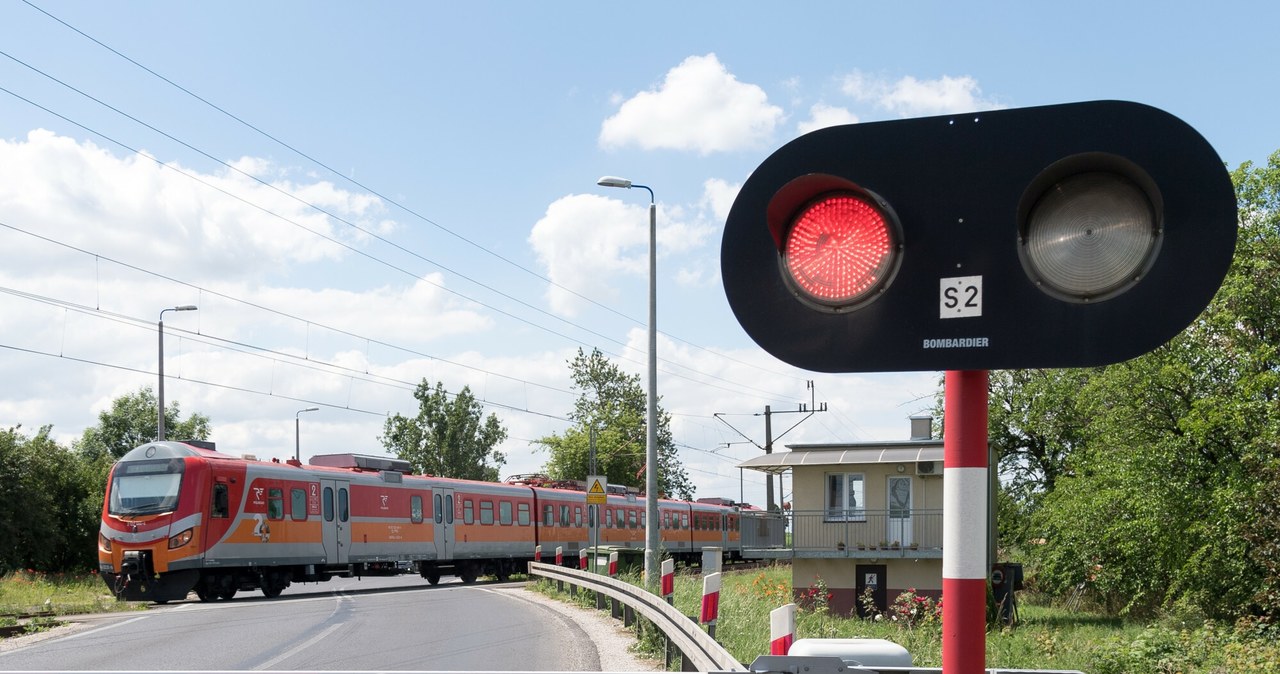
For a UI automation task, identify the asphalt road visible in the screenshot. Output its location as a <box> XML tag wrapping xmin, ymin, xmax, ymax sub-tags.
<box><xmin>0</xmin><ymin>574</ymin><xmax>646</xmax><ymax>671</ymax></box>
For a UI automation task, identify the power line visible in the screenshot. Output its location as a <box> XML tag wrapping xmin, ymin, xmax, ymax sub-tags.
<box><xmin>16</xmin><ymin>0</ymin><xmax>810</xmax><ymax>389</ymax></box>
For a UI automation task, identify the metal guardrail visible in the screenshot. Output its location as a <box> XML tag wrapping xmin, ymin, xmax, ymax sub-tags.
<box><xmin>527</xmin><ymin>562</ymin><xmax>746</xmax><ymax>673</ymax></box>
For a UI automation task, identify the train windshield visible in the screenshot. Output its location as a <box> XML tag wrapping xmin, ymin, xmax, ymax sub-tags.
<box><xmin>108</xmin><ymin>458</ymin><xmax>185</xmax><ymax>516</ymax></box>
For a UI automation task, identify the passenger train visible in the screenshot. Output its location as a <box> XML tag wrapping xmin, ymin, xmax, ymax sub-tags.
<box><xmin>98</xmin><ymin>440</ymin><xmax>753</xmax><ymax>603</ymax></box>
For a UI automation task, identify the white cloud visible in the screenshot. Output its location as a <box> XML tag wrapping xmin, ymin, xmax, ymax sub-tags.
<box><xmin>796</xmin><ymin>103</ymin><xmax>860</xmax><ymax>135</ymax></box>
<box><xmin>842</xmin><ymin>71</ymin><xmax>1006</xmax><ymax>117</ymax></box>
<box><xmin>599</xmin><ymin>53</ymin><xmax>784</xmax><ymax>155</ymax></box>
<box><xmin>700</xmin><ymin>178</ymin><xmax>740</xmax><ymax>225</ymax></box>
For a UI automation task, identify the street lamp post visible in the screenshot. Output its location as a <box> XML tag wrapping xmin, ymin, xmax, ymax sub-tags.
<box><xmin>157</xmin><ymin>305</ymin><xmax>198</xmax><ymax>441</ymax></box>
<box><xmin>295</xmin><ymin>407</ymin><xmax>320</xmax><ymax>462</ymax></box>
<box><xmin>596</xmin><ymin>175</ymin><xmax>659</xmax><ymax>589</ymax></box>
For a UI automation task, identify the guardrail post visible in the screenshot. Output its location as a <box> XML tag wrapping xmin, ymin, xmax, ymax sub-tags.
<box><xmin>661</xmin><ymin>558</ymin><xmax>675</xmax><ymax>605</ymax></box>
<box><xmin>770</xmin><ymin>603</ymin><xmax>797</xmax><ymax>655</ymax></box>
<box><xmin>701</xmin><ymin>572</ymin><xmax>721</xmax><ymax>640</ymax></box>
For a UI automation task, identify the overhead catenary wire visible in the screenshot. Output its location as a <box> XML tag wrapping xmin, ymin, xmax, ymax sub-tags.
<box><xmin>13</xmin><ymin>0</ymin><xmax>810</xmax><ymax>389</ymax></box>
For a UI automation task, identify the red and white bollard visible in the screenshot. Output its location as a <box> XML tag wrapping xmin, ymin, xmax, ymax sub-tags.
<box><xmin>769</xmin><ymin>603</ymin><xmax>796</xmax><ymax>655</ymax></box>
<box><xmin>555</xmin><ymin>546</ymin><xmax>563</xmax><ymax>566</ymax></box>
<box><xmin>608</xmin><ymin>551</ymin><xmax>618</xmax><ymax>577</ymax></box>
<box><xmin>943</xmin><ymin>370</ymin><xmax>990</xmax><ymax>674</ymax></box>
<box><xmin>700</xmin><ymin>572</ymin><xmax>721</xmax><ymax>638</ymax></box>
<box><xmin>579</xmin><ymin>548</ymin><xmax>588</xmax><ymax>570</ymax></box>
<box><xmin>534</xmin><ymin>545</ymin><xmax>541</xmax><ymax>563</ymax></box>
<box><xmin>660</xmin><ymin>558</ymin><xmax>675</xmax><ymax>604</ymax></box>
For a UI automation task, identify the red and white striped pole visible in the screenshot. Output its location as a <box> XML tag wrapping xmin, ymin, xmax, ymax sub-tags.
<box><xmin>660</xmin><ymin>558</ymin><xmax>675</xmax><ymax>604</ymax></box>
<box><xmin>608</xmin><ymin>551</ymin><xmax>618</xmax><ymax>577</ymax></box>
<box><xmin>579</xmin><ymin>548</ymin><xmax>588</xmax><ymax>570</ymax></box>
<box><xmin>943</xmin><ymin>370</ymin><xmax>989</xmax><ymax>674</ymax></box>
<box><xmin>700</xmin><ymin>572</ymin><xmax>721</xmax><ymax>638</ymax></box>
<box><xmin>555</xmin><ymin>546</ymin><xmax>563</xmax><ymax>566</ymax></box>
<box><xmin>769</xmin><ymin>603</ymin><xmax>796</xmax><ymax>655</ymax></box>
<box><xmin>534</xmin><ymin>545</ymin><xmax>542</xmax><ymax>563</ymax></box>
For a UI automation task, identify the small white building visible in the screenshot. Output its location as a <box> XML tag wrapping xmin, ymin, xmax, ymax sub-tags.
<box><xmin>739</xmin><ymin>417</ymin><xmax>992</xmax><ymax>616</ymax></box>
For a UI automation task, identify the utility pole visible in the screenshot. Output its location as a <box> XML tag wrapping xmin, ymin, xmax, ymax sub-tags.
<box><xmin>715</xmin><ymin>381</ymin><xmax>827</xmax><ymax>511</ymax></box>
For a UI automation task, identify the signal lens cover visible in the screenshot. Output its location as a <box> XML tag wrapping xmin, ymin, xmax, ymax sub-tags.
<box><xmin>1023</xmin><ymin>172</ymin><xmax>1159</xmax><ymax>301</ymax></box>
<box><xmin>783</xmin><ymin>192</ymin><xmax>897</xmax><ymax>307</ymax></box>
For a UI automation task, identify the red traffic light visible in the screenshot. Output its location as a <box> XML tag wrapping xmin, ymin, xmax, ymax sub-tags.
<box><xmin>721</xmin><ymin>101</ymin><xmax>1237</xmax><ymax>373</ymax></box>
<box><xmin>783</xmin><ymin>191</ymin><xmax>900</xmax><ymax>309</ymax></box>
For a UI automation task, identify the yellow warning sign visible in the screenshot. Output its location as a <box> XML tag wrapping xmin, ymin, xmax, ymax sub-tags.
<box><xmin>587</xmin><ymin>475</ymin><xmax>607</xmax><ymax>505</ymax></box>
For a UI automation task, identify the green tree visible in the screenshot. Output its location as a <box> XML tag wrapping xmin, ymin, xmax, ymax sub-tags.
<box><xmin>75</xmin><ymin>386</ymin><xmax>211</xmax><ymax>461</ymax></box>
<box><xmin>536</xmin><ymin>348</ymin><xmax>694</xmax><ymax>501</ymax></box>
<box><xmin>0</xmin><ymin>425</ymin><xmax>103</xmax><ymax>573</ymax></box>
<box><xmin>1026</xmin><ymin>151</ymin><xmax>1280</xmax><ymax>618</ymax></box>
<box><xmin>381</xmin><ymin>381</ymin><xmax>508</xmax><ymax>481</ymax></box>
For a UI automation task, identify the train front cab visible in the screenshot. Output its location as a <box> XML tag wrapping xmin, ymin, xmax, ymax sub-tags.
<box><xmin>98</xmin><ymin>442</ymin><xmax>210</xmax><ymax>603</ymax></box>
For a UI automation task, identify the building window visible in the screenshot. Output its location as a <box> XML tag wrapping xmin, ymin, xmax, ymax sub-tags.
<box><xmin>826</xmin><ymin>472</ymin><xmax>866</xmax><ymax>522</ymax></box>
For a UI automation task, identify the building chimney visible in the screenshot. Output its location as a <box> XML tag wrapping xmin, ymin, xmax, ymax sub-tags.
<box><xmin>909</xmin><ymin>415</ymin><xmax>933</xmax><ymax>441</ymax></box>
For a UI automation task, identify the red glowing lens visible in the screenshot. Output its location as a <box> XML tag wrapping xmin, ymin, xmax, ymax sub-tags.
<box><xmin>784</xmin><ymin>193</ymin><xmax>896</xmax><ymax>306</ymax></box>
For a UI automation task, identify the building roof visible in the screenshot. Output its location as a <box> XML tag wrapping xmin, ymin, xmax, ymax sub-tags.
<box><xmin>736</xmin><ymin>441</ymin><xmax>944</xmax><ymax>474</ymax></box>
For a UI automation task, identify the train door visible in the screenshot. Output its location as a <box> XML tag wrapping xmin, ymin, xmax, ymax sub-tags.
<box><xmin>433</xmin><ymin>487</ymin><xmax>456</xmax><ymax>560</ymax></box>
<box><xmin>321</xmin><ymin>479</ymin><xmax>350</xmax><ymax>564</ymax></box>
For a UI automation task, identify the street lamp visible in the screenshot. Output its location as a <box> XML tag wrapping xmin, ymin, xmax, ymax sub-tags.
<box><xmin>596</xmin><ymin>175</ymin><xmax>659</xmax><ymax>589</ymax></box>
<box><xmin>157</xmin><ymin>305</ymin><xmax>198</xmax><ymax>441</ymax></box>
<box><xmin>295</xmin><ymin>407</ymin><xmax>320</xmax><ymax>462</ymax></box>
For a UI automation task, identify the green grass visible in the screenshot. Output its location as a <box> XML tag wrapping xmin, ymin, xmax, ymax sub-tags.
<box><xmin>533</xmin><ymin>563</ymin><xmax>1280</xmax><ymax>673</ymax></box>
<box><xmin>0</xmin><ymin>570</ymin><xmax>144</xmax><ymax>620</ymax></box>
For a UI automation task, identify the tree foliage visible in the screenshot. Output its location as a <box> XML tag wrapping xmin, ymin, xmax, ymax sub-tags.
<box><xmin>0</xmin><ymin>426</ymin><xmax>110</xmax><ymax>573</ymax></box>
<box><xmin>75</xmin><ymin>386</ymin><xmax>211</xmax><ymax>461</ymax></box>
<box><xmin>1018</xmin><ymin>151</ymin><xmax>1280</xmax><ymax>618</ymax></box>
<box><xmin>536</xmin><ymin>348</ymin><xmax>694</xmax><ymax>501</ymax></box>
<box><xmin>381</xmin><ymin>380</ymin><xmax>508</xmax><ymax>482</ymax></box>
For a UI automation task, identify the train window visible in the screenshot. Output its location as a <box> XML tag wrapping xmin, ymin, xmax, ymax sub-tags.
<box><xmin>434</xmin><ymin>494</ymin><xmax>443</xmax><ymax>524</ymax></box>
<box><xmin>463</xmin><ymin>499</ymin><xmax>474</xmax><ymax>525</ymax></box>
<box><xmin>445</xmin><ymin>495</ymin><xmax>454</xmax><ymax>524</ymax></box>
<box><xmin>211</xmin><ymin>484</ymin><xmax>229</xmax><ymax>519</ymax></box>
<box><xmin>681</xmin><ymin>513</ymin><xmax>689</xmax><ymax>529</ymax></box>
<box><xmin>411</xmin><ymin>495</ymin><xmax>423</xmax><ymax>524</ymax></box>
<box><xmin>628</xmin><ymin>510</ymin><xmax>637</xmax><ymax>529</ymax></box>
<box><xmin>480</xmin><ymin>500</ymin><xmax>494</xmax><ymax>525</ymax></box>
<box><xmin>324</xmin><ymin>487</ymin><xmax>334</xmax><ymax>522</ymax></box>
<box><xmin>543</xmin><ymin>504</ymin><xmax>554</xmax><ymax>526</ymax></box>
<box><xmin>518</xmin><ymin>503</ymin><xmax>530</xmax><ymax>526</ymax></box>
<box><xmin>559</xmin><ymin>505</ymin><xmax>570</xmax><ymax>527</ymax></box>
<box><xmin>268</xmin><ymin>488</ymin><xmax>284</xmax><ymax>520</ymax></box>
<box><xmin>338</xmin><ymin>488</ymin><xmax>349</xmax><ymax>523</ymax></box>
<box><xmin>500</xmin><ymin>501</ymin><xmax>513</xmax><ymax>525</ymax></box>
<box><xmin>574</xmin><ymin>506</ymin><xmax>582</xmax><ymax>528</ymax></box>
<box><xmin>605</xmin><ymin>509</ymin><xmax>613</xmax><ymax>528</ymax></box>
<box><xmin>291</xmin><ymin>488</ymin><xmax>307</xmax><ymax>521</ymax></box>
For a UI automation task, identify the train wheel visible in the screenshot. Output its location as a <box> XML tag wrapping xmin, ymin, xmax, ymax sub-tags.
<box><xmin>217</xmin><ymin>588</ymin><xmax>237</xmax><ymax>601</ymax></box>
<box><xmin>195</xmin><ymin>585</ymin><xmax>211</xmax><ymax>602</ymax></box>
<box><xmin>458</xmin><ymin>564</ymin><xmax>478</xmax><ymax>584</ymax></box>
<box><xmin>425</xmin><ymin>573</ymin><xmax>441</xmax><ymax>585</ymax></box>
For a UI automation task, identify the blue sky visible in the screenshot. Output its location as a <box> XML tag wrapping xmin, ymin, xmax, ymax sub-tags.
<box><xmin>0</xmin><ymin>1</ymin><xmax>1276</xmax><ymax>506</ymax></box>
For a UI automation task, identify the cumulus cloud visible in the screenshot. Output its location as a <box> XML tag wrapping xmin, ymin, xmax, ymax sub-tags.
<box><xmin>796</xmin><ymin>103</ymin><xmax>860</xmax><ymax>135</ymax></box>
<box><xmin>842</xmin><ymin>71</ymin><xmax>1005</xmax><ymax>117</ymax></box>
<box><xmin>599</xmin><ymin>53</ymin><xmax>784</xmax><ymax>155</ymax></box>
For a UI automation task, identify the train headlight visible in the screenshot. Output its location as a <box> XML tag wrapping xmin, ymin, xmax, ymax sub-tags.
<box><xmin>99</xmin><ymin>533</ymin><xmax>112</xmax><ymax>552</ymax></box>
<box><xmin>168</xmin><ymin>528</ymin><xmax>193</xmax><ymax>549</ymax></box>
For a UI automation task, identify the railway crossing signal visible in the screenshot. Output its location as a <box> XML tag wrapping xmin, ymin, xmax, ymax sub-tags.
<box><xmin>721</xmin><ymin>100</ymin><xmax>1238</xmax><ymax>373</ymax></box>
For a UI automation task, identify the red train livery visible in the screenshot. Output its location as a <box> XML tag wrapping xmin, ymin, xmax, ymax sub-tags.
<box><xmin>98</xmin><ymin>440</ymin><xmax>751</xmax><ymax>603</ymax></box>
